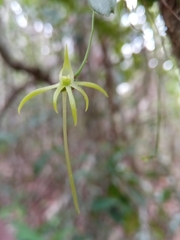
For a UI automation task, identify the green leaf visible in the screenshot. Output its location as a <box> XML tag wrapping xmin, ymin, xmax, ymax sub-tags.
<box><xmin>91</xmin><ymin>197</ymin><xmax>118</xmax><ymax>212</ymax></box>
<box><xmin>88</xmin><ymin>0</ymin><xmax>117</xmax><ymax>16</ymax></box>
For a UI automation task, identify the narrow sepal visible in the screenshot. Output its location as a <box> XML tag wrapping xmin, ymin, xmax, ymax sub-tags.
<box><xmin>18</xmin><ymin>84</ymin><xmax>59</xmax><ymax>114</ymax></box>
<box><xmin>76</xmin><ymin>81</ymin><xmax>108</xmax><ymax>97</ymax></box>
<box><xmin>53</xmin><ymin>84</ymin><xmax>64</xmax><ymax>113</ymax></box>
<box><xmin>71</xmin><ymin>83</ymin><xmax>89</xmax><ymax>111</ymax></box>
<box><xmin>60</xmin><ymin>45</ymin><xmax>74</xmax><ymax>82</ymax></box>
<box><xmin>66</xmin><ymin>86</ymin><xmax>77</xmax><ymax>126</ymax></box>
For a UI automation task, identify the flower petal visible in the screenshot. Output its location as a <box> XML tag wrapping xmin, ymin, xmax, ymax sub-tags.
<box><xmin>53</xmin><ymin>84</ymin><xmax>64</xmax><ymax>113</ymax></box>
<box><xmin>66</xmin><ymin>86</ymin><xmax>77</xmax><ymax>126</ymax></box>
<box><xmin>71</xmin><ymin>83</ymin><xmax>89</xmax><ymax>111</ymax></box>
<box><xmin>76</xmin><ymin>81</ymin><xmax>108</xmax><ymax>97</ymax></box>
<box><xmin>18</xmin><ymin>84</ymin><xmax>59</xmax><ymax>114</ymax></box>
<box><xmin>59</xmin><ymin>45</ymin><xmax>74</xmax><ymax>83</ymax></box>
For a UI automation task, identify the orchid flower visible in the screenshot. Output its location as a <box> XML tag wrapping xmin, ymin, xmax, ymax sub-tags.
<box><xmin>18</xmin><ymin>11</ymin><xmax>108</xmax><ymax>213</ymax></box>
<box><xmin>18</xmin><ymin>45</ymin><xmax>107</xmax><ymax>124</ymax></box>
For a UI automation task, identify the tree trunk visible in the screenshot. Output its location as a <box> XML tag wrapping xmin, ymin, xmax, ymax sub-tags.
<box><xmin>159</xmin><ymin>0</ymin><xmax>180</xmax><ymax>65</ymax></box>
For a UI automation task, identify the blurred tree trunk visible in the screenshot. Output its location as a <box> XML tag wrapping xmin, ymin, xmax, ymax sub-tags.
<box><xmin>159</xmin><ymin>0</ymin><xmax>180</xmax><ymax>65</ymax></box>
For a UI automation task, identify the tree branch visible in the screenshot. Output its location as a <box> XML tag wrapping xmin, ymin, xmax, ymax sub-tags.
<box><xmin>0</xmin><ymin>36</ymin><xmax>52</xmax><ymax>84</ymax></box>
<box><xmin>0</xmin><ymin>79</ymin><xmax>35</xmax><ymax>118</ymax></box>
<box><xmin>0</xmin><ymin>17</ymin><xmax>55</xmax><ymax>116</ymax></box>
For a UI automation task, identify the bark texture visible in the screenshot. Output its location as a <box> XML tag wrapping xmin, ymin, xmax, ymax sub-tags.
<box><xmin>159</xmin><ymin>0</ymin><xmax>180</xmax><ymax>65</ymax></box>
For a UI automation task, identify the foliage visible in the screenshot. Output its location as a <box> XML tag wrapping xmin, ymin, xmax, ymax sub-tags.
<box><xmin>0</xmin><ymin>0</ymin><xmax>180</xmax><ymax>239</ymax></box>
<box><xmin>88</xmin><ymin>0</ymin><xmax>117</xmax><ymax>16</ymax></box>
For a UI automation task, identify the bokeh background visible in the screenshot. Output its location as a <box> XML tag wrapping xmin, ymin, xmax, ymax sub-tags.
<box><xmin>1</xmin><ymin>0</ymin><xmax>180</xmax><ymax>239</ymax></box>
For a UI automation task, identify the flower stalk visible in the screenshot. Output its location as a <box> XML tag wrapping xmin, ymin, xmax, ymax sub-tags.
<box><xmin>62</xmin><ymin>92</ymin><xmax>80</xmax><ymax>213</ymax></box>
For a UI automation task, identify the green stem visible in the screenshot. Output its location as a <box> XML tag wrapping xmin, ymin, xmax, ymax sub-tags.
<box><xmin>74</xmin><ymin>11</ymin><xmax>95</xmax><ymax>78</ymax></box>
<box><xmin>62</xmin><ymin>91</ymin><xmax>80</xmax><ymax>213</ymax></box>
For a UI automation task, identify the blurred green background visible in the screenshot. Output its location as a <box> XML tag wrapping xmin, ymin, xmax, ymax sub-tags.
<box><xmin>1</xmin><ymin>0</ymin><xmax>180</xmax><ymax>239</ymax></box>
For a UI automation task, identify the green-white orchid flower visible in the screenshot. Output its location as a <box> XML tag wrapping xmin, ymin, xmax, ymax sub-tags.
<box><xmin>18</xmin><ymin>45</ymin><xmax>107</xmax><ymax>124</ymax></box>
<box><xmin>18</xmin><ymin>11</ymin><xmax>108</xmax><ymax>214</ymax></box>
